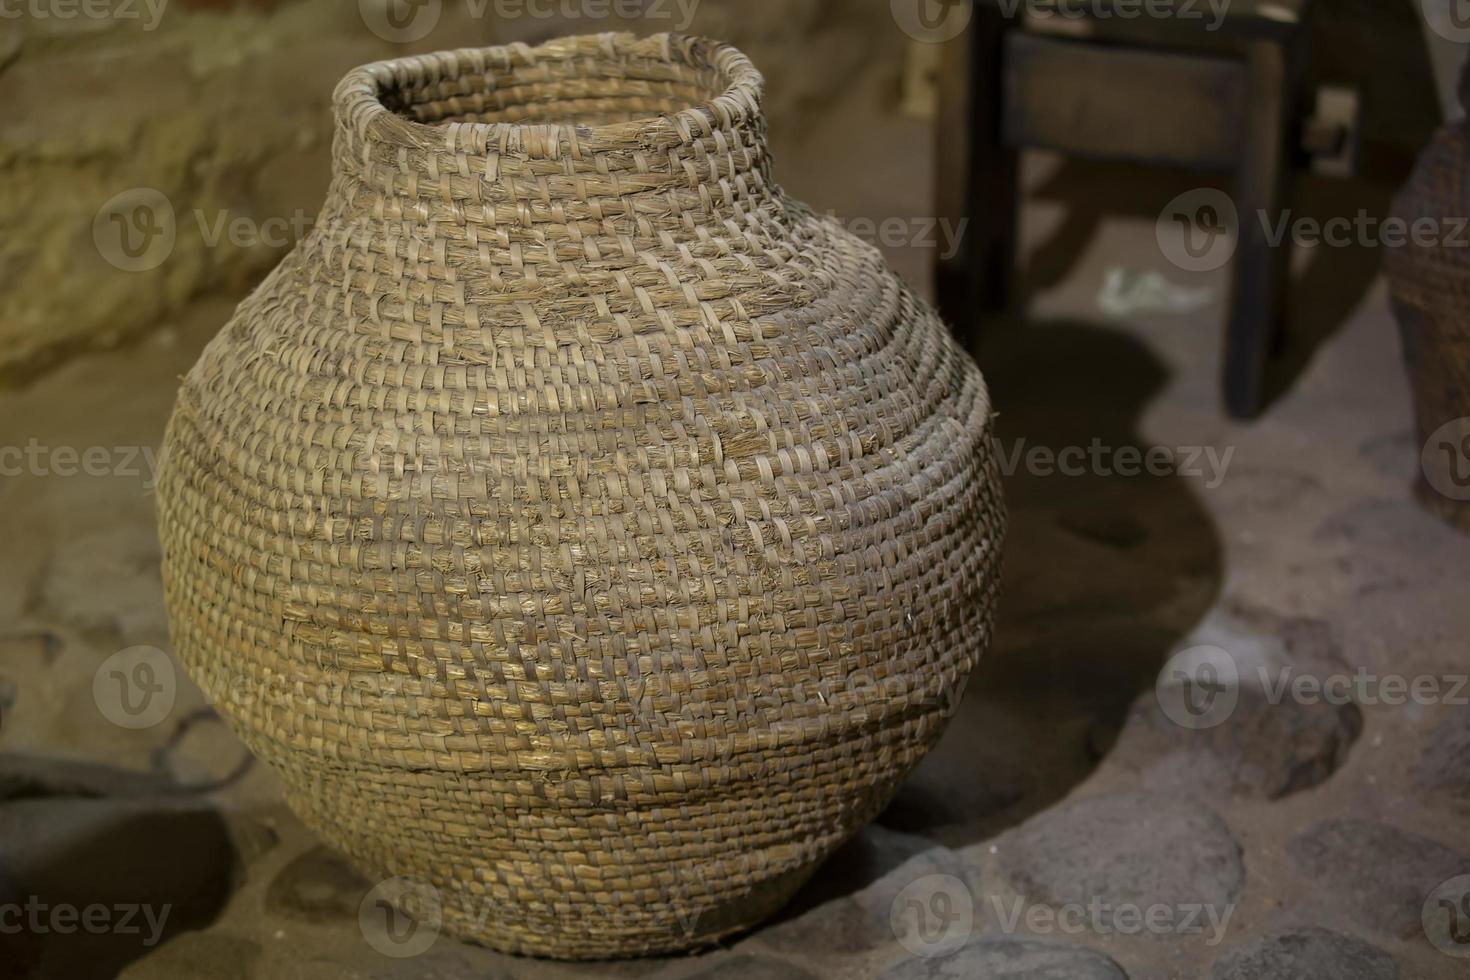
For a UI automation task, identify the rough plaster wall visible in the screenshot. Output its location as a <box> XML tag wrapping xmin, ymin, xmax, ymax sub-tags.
<box><xmin>0</xmin><ymin>0</ymin><xmax>1443</xmax><ymax>386</ymax></box>
<box><xmin>0</xmin><ymin>0</ymin><xmax>900</xmax><ymax>385</ymax></box>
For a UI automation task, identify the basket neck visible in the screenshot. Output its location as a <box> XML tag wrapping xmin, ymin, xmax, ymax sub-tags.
<box><xmin>325</xmin><ymin>34</ymin><xmax>782</xmax><ymax>238</ymax></box>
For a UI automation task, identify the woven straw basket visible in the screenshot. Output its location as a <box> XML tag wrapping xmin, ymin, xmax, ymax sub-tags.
<box><xmin>156</xmin><ymin>32</ymin><xmax>1005</xmax><ymax>958</ymax></box>
<box><xmin>1387</xmin><ymin>110</ymin><xmax>1470</xmax><ymax>534</ymax></box>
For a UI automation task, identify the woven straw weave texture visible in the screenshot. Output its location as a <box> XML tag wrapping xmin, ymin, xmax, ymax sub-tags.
<box><xmin>1387</xmin><ymin>118</ymin><xmax>1470</xmax><ymax>532</ymax></box>
<box><xmin>156</xmin><ymin>32</ymin><xmax>1006</xmax><ymax>958</ymax></box>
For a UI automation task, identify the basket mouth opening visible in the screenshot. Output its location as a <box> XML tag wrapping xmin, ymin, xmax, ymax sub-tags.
<box><xmin>341</xmin><ymin>34</ymin><xmax>763</xmax><ymax>147</ymax></box>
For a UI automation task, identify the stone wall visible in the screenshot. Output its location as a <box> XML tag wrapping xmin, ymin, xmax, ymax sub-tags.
<box><xmin>0</xmin><ymin>0</ymin><xmax>902</xmax><ymax>384</ymax></box>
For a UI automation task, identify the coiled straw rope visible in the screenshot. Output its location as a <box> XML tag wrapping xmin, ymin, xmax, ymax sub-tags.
<box><xmin>157</xmin><ymin>32</ymin><xmax>1006</xmax><ymax>958</ymax></box>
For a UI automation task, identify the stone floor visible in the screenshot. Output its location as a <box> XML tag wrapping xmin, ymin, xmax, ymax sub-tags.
<box><xmin>2</xmin><ymin>94</ymin><xmax>1469</xmax><ymax>980</ymax></box>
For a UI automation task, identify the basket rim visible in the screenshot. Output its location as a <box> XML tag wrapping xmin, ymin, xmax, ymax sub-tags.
<box><xmin>333</xmin><ymin>31</ymin><xmax>765</xmax><ymax>154</ymax></box>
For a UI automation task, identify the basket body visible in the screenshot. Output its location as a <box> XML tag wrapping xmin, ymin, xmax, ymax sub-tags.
<box><xmin>156</xmin><ymin>33</ymin><xmax>1005</xmax><ymax>958</ymax></box>
<box><xmin>1386</xmin><ymin>118</ymin><xmax>1470</xmax><ymax>533</ymax></box>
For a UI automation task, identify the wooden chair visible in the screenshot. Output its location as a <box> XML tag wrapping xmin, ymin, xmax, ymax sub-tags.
<box><xmin>936</xmin><ymin>0</ymin><xmax>1315</xmax><ymax>418</ymax></box>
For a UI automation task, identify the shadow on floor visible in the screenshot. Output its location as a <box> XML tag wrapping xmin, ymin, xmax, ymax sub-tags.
<box><xmin>0</xmin><ymin>754</ymin><xmax>242</xmax><ymax>980</ymax></box>
<box><xmin>1021</xmin><ymin>157</ymin><xmax>1398</xmax><ymax>417</ymax></box>
<box><xmin>875</xmin><ymin>317</ymin><xmax>1226</xmax><ymax>849</ymax></box>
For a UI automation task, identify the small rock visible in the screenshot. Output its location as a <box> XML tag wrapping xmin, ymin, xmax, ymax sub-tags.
<box><xmin>152</xmin><ymin>709</ymin><xmax>254</xmax><ymax>791</ymax></box>
<box><xmin>34</xmin><ymin>526</ymin><xmax>166</xmax><ymax>642</ymax></box>
<box><xmin>1110</xmin><ymin>609</ymin><xmax>1361</xmax><ymax>799</ymax></box>
<box><xmin>881</xmin><ymin>936</ymin><xmax>1127</xmax><ymax>979</ymax></box>
<box><xmin>117</xmin><ymin>931</ymin><xmax>260</xmax><ymax>980</ymax></box>
<box><xmin>1287</xmin><ymin>818</ymin><xmax>1470</xmax><ymax>937</ymax></box>
<box><xmin>684</xmin><ymin>954</ymin><xmax>817</xmax><ymax>979</ymax></box>
<box><xmin>264</xmin><ymin>846</ymin><xmax>372</xmax><ymax>925</ymax></box>
<box><xmin>223</xmin><ymin>813</ymin><xmax>280</xmax><ymax>884</ymax></box>
<box><xmin>1358</xmin><ymin>429</ymin><xmax>1416</xmax><ymax>482</ymax></box>
<box><xmin>1210</xmin><ymin>926</ymin><xmax>1396</xmax><ymax>980</ymax></box>
<box><xmin>998</xmin><ymin>792</ymin><xmax>1243</xmax><ymax>912</ymax></box>
<box><xmin>1416</xmin><ymin>709</ymin><xmax>1470</xmax><ymax>811</ymax></box>
<box><xmin>0</xmin><ymin>31</ymin><xmax>20</xmax><ymax>72</ymax></box>
<box><xmin>756</xmin><ymin>847</ymin><xmax>967</xmax><ymax>956</ymax></box>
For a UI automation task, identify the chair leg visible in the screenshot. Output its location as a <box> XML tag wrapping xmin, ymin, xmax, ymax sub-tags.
<box><xmin>935</xmin><ymin>1</ymin><xmax>1017</xmax><ymax>355</ymax></box>
<box><xmin>1224</xmin><ymin>38</ymin><xmax>1298</xmax><ymax>419</ymax></box>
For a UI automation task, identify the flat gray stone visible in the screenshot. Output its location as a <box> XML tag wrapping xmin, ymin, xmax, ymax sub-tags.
<box><xmin>756</xmin><ymin>846</ymin><xmax>967</xmax><ymax>956</ymax></box>
<box><xmin>999</xmin><ymin>792</ymin><xmax>1244</xmax><ymax>912</ymax></box>
<box><xmin>1210</xmin><ymin>927</ymin><xmax>1396</xmax><ymax>980</ymax></box>
<box><xmin>881</xmin><ymin>937</ymin><xmax>1127</xmax><ymax>979</ymax></box>
<box><xmin>1287</xmin><ymin>819</ymin><xmax>1470</xmax><ymax>937</ymax></box>
<box><xmin>117</xmin><ymin>932</ymin><xmax>260</xmax><ymax>980</ymax></box>
<box><xmin>35</xmin><ymin>525</ymin><xmax>166</xmax><ymax>642</ymax></box>
<box><xmin>264</xmin><ymin>845</ymin><xmax>373</xmax><ymax>925</ymax></box>
<box><xmin>684</xmin><ymin>954</ymin><xmax>817</xmax><ymax>979</ymax></box>
<box><xmin>153</xmin><ymin>709</ymin><xmax>254</xmax><ymax>791</ymax></box>
<box><xmin>1112</xmin><ymin>682</ymin><xmax>1361</xmax><ymax>801</ymax></box>
<box><xmin>779</xmin><ymin>823</ymin><xmax>937</xmax><ymax>913</ymax></box>
<box><xmin>1416</xmin><ymin>709</ymin><xmax>1470</xmax><ymax>811</ymax></box>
